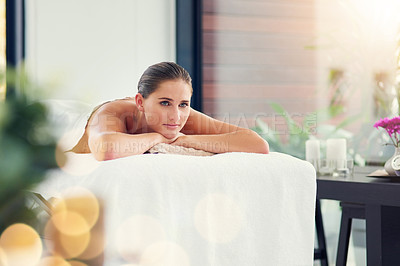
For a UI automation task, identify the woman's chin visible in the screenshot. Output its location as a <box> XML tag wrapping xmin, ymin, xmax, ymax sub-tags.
<box><xmin>162</xmin><ymin>132</ymin><xmax>178</xmax><ymax>140</ymax></box>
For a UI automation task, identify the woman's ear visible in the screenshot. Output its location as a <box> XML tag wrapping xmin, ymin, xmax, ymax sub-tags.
<box><xmin>135</xmin><ymin>93</ymin><xmax>145</xmax><ymax>112</ymax></box>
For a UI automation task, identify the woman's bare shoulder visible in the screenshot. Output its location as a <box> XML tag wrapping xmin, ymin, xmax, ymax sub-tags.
<box><xmin>98</xmin><ymin>97</ymin><xmax>135</xmax><ymax>112</ymax></box>
<box><xmin>71</xmin><ymin>98</ymin><xmax>137</xmax><ymax>153</ymax></box>
<box><xmin>87</xmin><ymin>98</ymin><xmax>138</xmax><ymax>132</ymax></box>
<box><xmin>90</xmin><ymin>98</ymin><xmax>135</xmax><ymax>118</ymax></box>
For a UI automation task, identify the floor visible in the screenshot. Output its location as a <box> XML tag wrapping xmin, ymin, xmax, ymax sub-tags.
<box><xmin>314</xmin><ymin>200</ymin><xmax>366</xmax><ymax>266</ymax></box>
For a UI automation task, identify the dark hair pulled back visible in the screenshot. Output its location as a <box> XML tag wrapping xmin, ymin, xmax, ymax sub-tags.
<box><xmin>137</xmin><ymin>62</ymin><xmax>192</xmax><ymax>98</ymax></box>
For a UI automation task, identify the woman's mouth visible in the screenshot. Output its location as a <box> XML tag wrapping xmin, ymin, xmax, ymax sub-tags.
<box><xmin>163</xmin><ymin>124</ymin><xmax>180</xmax><ymax>130</ymax></box>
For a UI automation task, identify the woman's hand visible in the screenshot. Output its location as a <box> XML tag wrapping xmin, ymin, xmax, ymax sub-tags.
<box><xmin>169</xmin><ymin>133</ymin><xmax>187</xmax><ymax>146</ymax></box>
<box><xmin>161</xmin><ymin>132</ymin><xmax>186</xmax><ymax>145</ymax></box>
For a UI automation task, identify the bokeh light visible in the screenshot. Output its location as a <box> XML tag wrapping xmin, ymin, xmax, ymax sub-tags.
<box><xmin>116</xmin><ymin>215</ymin><xmax>166</xmax><ymax>264</ymax></box>
<box><xmin>0</xmin><ymin>223</ymin><xmax>42</xmax><ymax>266</ymax></box>
<box><xmin>194</xmin><ymin>193</ymin><xmax>244</xmax><ymax>243</ymax></box>
<box><xmin>68</xmin><ymin>260</ymin><xmax>87</xmax><ymax>266</ymax></box>
<box><xmin>53</xmin><ymin>187</ymin><xmax>100</xmax><ymax>230</ymax></box>
<box><xmin>44</xmin><ymin>218</ymin><xmax>90</xmax><ymax>259</ymax></box>
<box><xmin>56</xmin><ymin>129</ymin><xmax>99</xmax><ymax>176</ymax></box>
<box><xmin>38</xmin><ymin>256</ymin><xmax>70</xmax><ymax>266</ymax></box>
<box><xmin>140</xmin><ymin>241</ymin><xmax>190</xmax><ymax>266</ymax></box>
<box><xmin>77</xmin><ymin>228</ymin><xmax>105</xmax><ymax>261</ymax></box>
<box><xmin>51</xmin><ymin>211</ymin><xmax>90</xmax><ymax>236</ymax></box>
<box><xmin>59</xmin><ymin>227</ymin><xmax>90</xmax><ymax>258</ymax></box>
<box><xmin>0</xmin><ymin>247</ymin><xmax>8</xmax><ymax>266</ymax></box>
<box><xmin>44</xmin><ymin>187</ymin><xmax>104</xmax><ymax>262</ymax></box>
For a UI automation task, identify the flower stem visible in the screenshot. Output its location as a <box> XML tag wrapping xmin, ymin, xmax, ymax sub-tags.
<box><xmin>386</xmin><ymin>129</ymin><xmax>398</xmax><ymax>147</ymax></box>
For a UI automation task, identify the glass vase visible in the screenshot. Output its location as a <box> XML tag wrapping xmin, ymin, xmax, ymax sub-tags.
<box><xmin>384</xmin><ymin>147</ymin><xmax>400</xmax><ymax>176</ymax></box>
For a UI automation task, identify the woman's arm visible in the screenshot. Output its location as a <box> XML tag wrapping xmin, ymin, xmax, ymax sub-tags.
<box><xmin>171</xmin><ymin>130</ymin><xmax>269</xmax><ymax>154</ymax></box>
<box><xmin>175</xmin><ymin>108</ymin><xmax>269</xmax><ymax>154</ymax></box>
<box><xmin>86</xmin><ymin>103</ymin><xmax>171</xmax><ymax>161</ymax></box>
<box><xmin>89</xmin><ymin>132</ymin><xmax>165</xmax><ymax>161</ymax></box>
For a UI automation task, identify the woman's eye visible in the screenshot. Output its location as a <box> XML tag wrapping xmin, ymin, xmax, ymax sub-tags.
<box><xmin>160</xmin><ymin>101</ymin><xmax>170</xmax><ymax>106</ymax></box>
<box><xmin>179</xmin><ymin>103</ymin><xmax>188</xmax><ymax>108</ymax></box>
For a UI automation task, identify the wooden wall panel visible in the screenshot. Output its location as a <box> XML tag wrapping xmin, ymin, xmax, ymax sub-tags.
<box><xmin>203</xmin><ymin>0</ymin><xmax>313</xmax><ymax>18</ymax></box>
<box><xmin>202</xmin><ymin>0</ymin><xmax>317</xmax><ymax>126</ymax></box>
<box><xmin>203</xmin><ymin>66</ymin><xmax>316</xmax><ymax>84</ymax></box>
<box><xmin>203</xmin><ymin>84</ymin><xmax>316</xmax><ymax>99</ymax></box>
<box><xmin>203</xmin><ymin>98</ymin><xmax>317</xmax><ymax>115</ymax></box>
<box><xmin>203</xmin><ymin>14</ymin><xmax>314</xmax><ymax>34</ymax></box>
<box><xmin>203</xmin><ymin>49</ymin><xmax>316</xmax><ymax>67</ymax></box>
<box><xmin>203</xmin><ymin>32</ymin><xmax>313</xmax><ymax>50</ymax></box>
<box><xmin>203</xmin><ymin>0</ymin><xmax>314</xmax><ymax>18</ymax></box>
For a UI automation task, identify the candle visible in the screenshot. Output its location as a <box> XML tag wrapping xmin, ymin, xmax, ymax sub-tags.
<box><xmin>326</xmin><ymin>138</ymin><xmax>347</xmax><ymax>168</ymax></box>
<box><xmin>305</xmin><ymin>139</ymin><xmax>320</xmax><ymax>163</ymax></box>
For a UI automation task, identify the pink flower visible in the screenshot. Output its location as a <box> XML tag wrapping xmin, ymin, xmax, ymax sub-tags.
<box><xmin>374</xmin><ymin>116</ymin><xmax>400</xmax><ymax>147</ymax></box>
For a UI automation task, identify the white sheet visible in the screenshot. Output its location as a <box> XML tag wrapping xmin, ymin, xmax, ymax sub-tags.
<box><xmin>35</xmin><ymin>151</ymin><xmax>316</xmax><ymax>266</ymax></box>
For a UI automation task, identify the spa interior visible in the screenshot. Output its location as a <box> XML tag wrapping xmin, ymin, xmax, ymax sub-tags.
<box><xmin>1</xmin><ymin>0</ymin><xmax>400</xmax><ymax>265</ymax></box>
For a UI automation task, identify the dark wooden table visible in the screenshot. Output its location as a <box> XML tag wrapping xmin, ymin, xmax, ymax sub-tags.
<box><xmin>317</xmin><ymin>166</ymin><xmax>400</xmax><ymax>266</ymax></box>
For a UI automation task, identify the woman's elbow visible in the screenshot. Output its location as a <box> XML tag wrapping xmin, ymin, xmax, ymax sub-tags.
<box><xmin>245</xmin><ymin>129</ymin><xmax>269</xmax><ymax>154</ymax></box>
<box><xmin>94</xmin><ymin>150</ymin><xmax>118</xmax><ymax>161</ymax></box>
<box><xmin>91</xmin><ymin>146</ymin><xmax>116</xmax><ymax>161</ymax></box>
<box><xmin>259</xmin><ymin>139</ymin><xmax>269</xmax><ymax>154</ymax></box>
<box><xmin>89</xmin><ymin>133</ymin><xmax>119</xmax><ymax>161</ymax></box>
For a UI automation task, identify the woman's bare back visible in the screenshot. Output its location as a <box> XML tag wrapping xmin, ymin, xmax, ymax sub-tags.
<box><xmin>71</xmin><ymin>97</ymin><xmax>140</xmax><ymax>153</ymax></box>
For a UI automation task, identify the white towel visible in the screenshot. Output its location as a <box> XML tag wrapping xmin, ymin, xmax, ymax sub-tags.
<box><xmin>36</xmin><ymin>152</ymin><xmax>316</xmax><ymax>266</ymax></box>
<box><xmin>148</xmin><ymin>143</ymin><xmax>214</xmax><ymax>156</ymax></box>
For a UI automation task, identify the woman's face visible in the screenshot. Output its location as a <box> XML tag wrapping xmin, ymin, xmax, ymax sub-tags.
<box><xmin>138</xmin><ymin>79</ymin><xmax>192</xmax><ymax>139</ymax></box>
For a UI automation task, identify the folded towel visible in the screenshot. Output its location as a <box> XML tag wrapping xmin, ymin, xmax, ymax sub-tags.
<box><xmin>147</xmin><ymin>143</ymin><xmax>214</xmax><ymax>156</ymax></box>
<box><xmin>35</xmin><ymin>152</ymin><xmax>316</xmax><ymax>266</ymax></box>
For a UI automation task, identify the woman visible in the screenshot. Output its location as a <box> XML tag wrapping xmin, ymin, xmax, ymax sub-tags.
<box><xmin>73</xmin><ymin>62</ymin><xmax>269</xmax><ymax>161</ymax></box>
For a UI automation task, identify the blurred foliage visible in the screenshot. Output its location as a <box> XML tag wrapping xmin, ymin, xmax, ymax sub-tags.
<box><xmin>372</xmin><ymin>72</ymin><xmax>397</xmax><ymax>118</ymax></box>
<box><xmin>252</xmin><ymin>102</ymin><xmax>363</xmax><ymax>164</ymax></box>
<box><xmin>0</xmin><ymin>69</ymin><xmax>60</xmax><ymax>233</ymax></box>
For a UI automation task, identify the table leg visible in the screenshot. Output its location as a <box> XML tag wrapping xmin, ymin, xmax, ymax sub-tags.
<box><xmin>365</xmin><ymin>204</ymin><xmax>382</xmax><ymax>266</ymax></box>
<box><xmin>366</xmin><ymin>204</ymin><xmax>400</xmax><ymax>266</ymax></box>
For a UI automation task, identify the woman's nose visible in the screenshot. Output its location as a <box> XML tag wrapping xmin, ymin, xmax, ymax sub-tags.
<box><xmin>168</xmin><ymin>107</ymin><xmax>180</xmax><ymax>122</ymax></box>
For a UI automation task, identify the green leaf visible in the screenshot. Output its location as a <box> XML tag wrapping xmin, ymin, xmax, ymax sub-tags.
<box><xmin>254</xmin><ymin>118</ymin><xmax>281</xmax><ymax>145</ymax></box>
<box><xmin>270</xmin><ymin>103</ymin><xmax>310</xmax><ymax>143</ymax></box>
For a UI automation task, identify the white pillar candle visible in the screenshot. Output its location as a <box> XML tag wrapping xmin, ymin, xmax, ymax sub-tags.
<box><xmin>305</xmin><ymin>139</ymin><xmax>320</xmax><ymax>162</ymax></box>
<box><xmin>326</xmin><ymin>138</ymin><xmax>347</xmax><ymax>168</ymax></box>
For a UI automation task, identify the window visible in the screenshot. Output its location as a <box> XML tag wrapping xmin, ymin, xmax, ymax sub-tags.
<box><xmin>202</xmin><ymin>0</ymin><xmax>400</xmax><ymax>164</ymax></box>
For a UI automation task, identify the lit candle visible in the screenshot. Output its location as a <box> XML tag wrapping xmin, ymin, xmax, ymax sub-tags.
<box><xmin>305</xmin><ymin>139</ymin><xmax>320</xmax><ymax>163</ymax></box>
<box><xmin>326</xmin><ymin>138</ymin><xmax>347</xmax><ymax>168</ymax></box>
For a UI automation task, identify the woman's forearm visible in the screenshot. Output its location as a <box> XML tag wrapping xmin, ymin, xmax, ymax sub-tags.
<box><xmin>172</xmin><ymin>129</ymin><xmax>269</xmax><ymax>154</ymax></box>
<box><xmin>89</xmin><ymin>132</ymin><xmax>164</xmax><ymax>161</ymax></box>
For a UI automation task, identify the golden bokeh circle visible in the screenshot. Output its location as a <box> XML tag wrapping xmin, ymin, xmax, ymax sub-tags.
<box><xmin>68</xmin><ymin>260</ymin><xmax>87</xmax><ymax>266</ymax></box>
<box><xmin>53</xmin><ymin>186</ymin><xmax>100</xmax><ymax>230</ymax></box>
<box><xmin>0</xmin><ymin>247</ymin><xmax>8</xmax><ymax>266</ymax></box>
<box><xmin>44</xmin><ymin>216</ymin><xmax>90</xmax><ymax>259</ymax></box>
<box><xmin>38</xmin><ymin>256</ymin><xmax>70</xmax><ymax>266</ymax></box>
<box><xmin>77</xmin><ymin>229</ymin><xmax>105</xmax><ymax>260</ymax></box>
<box><xmin>51</xmin><ymin>211</ymin><xmax>90</xmax><ymax>236</ymax></box>
<box><xmin>59</xmin><ymin>228</ymin><xmax>90</xmax><ymax>259</ymax></box>
<box><xmin>0</xmin><ymin>223</ymin><xmax>43</xmax><ymax>266</ymax></box>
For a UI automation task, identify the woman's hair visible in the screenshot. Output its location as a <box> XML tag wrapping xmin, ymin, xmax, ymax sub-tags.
<box><xmin>137</xmin><ymin>62</ymin><xmax>192</xmax><ymax>98</ymax></box>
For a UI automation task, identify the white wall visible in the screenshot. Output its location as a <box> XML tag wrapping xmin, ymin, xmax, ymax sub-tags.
<box><xmin>25</xmin><ymin>0</ymin><xmax>176</xmax><ymax>105</ymax></box>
